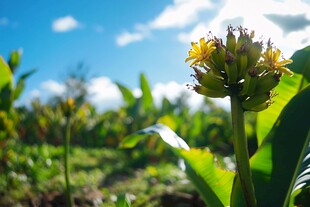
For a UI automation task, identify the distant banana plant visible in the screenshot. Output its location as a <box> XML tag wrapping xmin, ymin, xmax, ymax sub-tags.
<box><xmin>0</xmin><ymin>50</ymin><xmax>36</xmax><ymax>189</ymax></box>
<box><xmin>0</xmin><ymin>50</ymin><xmax>36</xmax><ymax>111</ymax></box>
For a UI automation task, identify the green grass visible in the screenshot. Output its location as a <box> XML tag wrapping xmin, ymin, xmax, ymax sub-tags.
<box><xmin>0</xmin><ymin>144</ymin><xmax>195</xmax><ymax>207</ymax></box>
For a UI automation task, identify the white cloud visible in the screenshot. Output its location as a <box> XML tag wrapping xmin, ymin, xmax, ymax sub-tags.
<box><xmin>151</xmin><ymin>81</ymin><xmax>230</xmax><ymax>111</ymax></box>
<box><xmin>18</xmin><ymin>80</ymin><xmax>65</xmax><ymax>108</ymax></box>
<box><xmin>116</xmin><ymin>31</ymin><xmax>145</xmax><ymax>46</ymax></box>
<box><xmin>149</xmin><ymin>0</ymin><xmax>213</xmax><ymax>29</ymax></box>
<box><xmin>52</xmin><ymin>16</ymin><xmax>79</xmax><ymax>32</ymax></box>
<box><xmin>87</xmin><ymin>77</ymin><xmax>123</xmax><ymax>111</ymax></box>
<box><xmin>212</xmin><ymin>96</ymin><xmax>231</xmax><ymax>110</ymax></box>
<box><xmin>22</xmin><ymin>77</ymin><xmax>122</xmax><ymax>112</ymax></box>
<box><xmin>41</xmin><ymin>80</ymin><xmax>66</xmax><ymax>96</ymax></box>
<box><xmin>178</xmin><ymin>22</ymin><xmax>209</xmax><ymax>43</ymax></box>
<box><xmin>152</xmin><ymin>81</ymin><xmax>189</xmax><ymax>106</ymax></box>
<box><xmin>132</xmin><ymin>88</ymin><xmax>142</xmax><ymax>97</ymax></box>
<box><xmin>30</xmin><ymin>89</ymin><xmax>40</xmax><ymax>98</ymax></box>
<box><xmin>179</xmin><ymin>0</ymin><xmax>310</xmax><ymax>57</ymax></box>
<box><xmin>116</xmin><ymin>0</ymin><xmax>213</xmax><ymax>46</ymax></box>
<box><xmin>124</xmin><ymin>81</ymin><xmax>206</xmax><ymax>111</ymax></box>
<box><xmin>115</xmin><ymin>0</ymin><xmax>310</xmax><ymax>51</ymax></box>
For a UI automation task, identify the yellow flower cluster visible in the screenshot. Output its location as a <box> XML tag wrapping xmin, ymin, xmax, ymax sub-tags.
<box><xmin>185</xmin><ymin>38</ymin><xmax>216</xmax><ymax>67</ymax></box>
<box><xmin>185</xmin><ymin>25</ymin><xmax>293</xmax><ymax>112</ymax></box>
<box><xmin>261</xmin><ymin>46</ymin><xmax>293</xmax><ymax>76</ymax></box>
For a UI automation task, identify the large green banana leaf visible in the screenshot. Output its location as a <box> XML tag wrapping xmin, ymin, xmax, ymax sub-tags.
<box><xmin>120</xmin><ymin>123</ymin><xmax>235</xmax><ymax>207</ymax></box>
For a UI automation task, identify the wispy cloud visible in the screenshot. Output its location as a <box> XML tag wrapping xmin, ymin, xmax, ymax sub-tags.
<box><xmin>93</xmin><ymin>25</ymin><xmax>104</xmax><ymax>33</ymax></box>
<box><xmin>152</xmin><ymin>81</ymin><xmax>190</xmax><ymax>106</ymax></box>
<box><xmin>179</xmin><ymin>0</ymin><xmax>310</xmax><ymax>57</ymax></box>
<box><xmin>87</xmin><ymin>77</ymin><xmax>123</xmax><ymax>111</ymax></box>
<box><xmin>115</xmin><ymin>0</ymin><xmax>213</xmax><ymax>47</ymax></box>
<box><xmin>30</xmin><ymin>89</ymin><xmax>40</xmax><ymax>99</ymax></box>
<box><xmin>41</xmin><ymin>80</ymin><xmax>66</xmax><ymax>96</ymax></box>
<box><xmin>116</xmin><ymin>31</ymin><xmax>145</xmax><ymax>46</ymax></box>
<box><xmin>24</xmin><ymin>80</ymin><xmax>66</xmax><ymax>107</ymax></box>
<box><xmin>151</xmin><ymin>81</ymin><xmax>230</xmax><ymax>111</ymax></box>
<box><xmin>52</xmin><ymin>15</ymin><xmax>79</xmax><ymax>32</ymax></box>
<box><xmin>178</xmin><ymin>22</ymin><xmax>209</xmax><ymax>44</ymax></box>
<box><xmin>0</xmin><ymin>17</ymin><xmax>8</xmax><ymax>26</ymax></box>
<box><xmin>149</xmin><ymin>0</ymin><xmax>213</xmax><ymax>29</ymax></box>
<box><xmin>0</xmin><ymin>17</ymin><xmax>18</xmax><ymax>28</ymax></box>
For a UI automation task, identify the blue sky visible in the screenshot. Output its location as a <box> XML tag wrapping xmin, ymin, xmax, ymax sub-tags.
<box><xmin>1</xmin><ymin>0</ymin><xmax>310</xmax><ymax>111</ymax></box>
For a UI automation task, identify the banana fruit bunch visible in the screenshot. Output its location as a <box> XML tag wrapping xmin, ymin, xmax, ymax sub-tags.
<box><xmin>185</xmin><ymin>25</ymin><xmax>293</xmax><ymax>112</ymax></box>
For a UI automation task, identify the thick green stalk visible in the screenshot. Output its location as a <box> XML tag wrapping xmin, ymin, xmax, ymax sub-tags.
<box><xmin>64</xmin><ymin>116</ymin><xmax>73</xmax><ymax>207</ymax></box>
<box><xmin>231</xmin><ymin>94</ymin><xmax>257</xmax><ymax>207</ymax></box>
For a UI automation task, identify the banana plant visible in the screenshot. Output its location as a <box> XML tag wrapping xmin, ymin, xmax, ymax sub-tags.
<box><xmin>0</xmin><ymin>50</ymin><xmax>36</xmax><ymax>111</ymax></box>
<box><xmin>0</xmin><ymin>50</ymin><xmax>36</xmax><ymax>190</ymax></box>
<box><xmin>0</xmin><ymin>50</ymin><xmax>36</xmax><ymax>141</ymax></box>
<box><xmin>120</xmin><ymin>26</ymin><xmax>310</xmax><ymax>207</ymax></box>
<box><xmin>116</xmin><ymin>73</ymin><xmax>157</xmax><ymax>134</ymax></box>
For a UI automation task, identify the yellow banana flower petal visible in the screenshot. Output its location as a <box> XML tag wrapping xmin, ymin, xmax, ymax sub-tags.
<box><xmin>191</xmin><ymin>42</ymin><xmax>201</xmax><ymax>53</ymax></box>
<box><xmin>185</xmin><ymin>55</ymin><xmax>196</xmax><ymax>63</ymax></box>
<box><xmin>279</xmin><ymin>67</ymin><xmax>294</xmax><ymax>76</ymax></box>
<box><xmin>260</xmin><ymin>46</ymin><xmax>293</xmax><ymax>76</ymax></box>
<box><xmin>278</xmin><ymin>59</ymin><xmax>293</xmax><ymax>66</ymax></box>
<box><xmin>185</xmin><ymin>39</ymin><xmax>216</xmax><ymax>67</ymax></box>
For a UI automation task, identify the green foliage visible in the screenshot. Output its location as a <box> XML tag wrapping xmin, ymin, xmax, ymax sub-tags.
<box><xmin>0</xmin><ymin>144</ymin><xmax>193</xmax><ymax>206</ymax></box>
<box><xmin>120</xmin><ymin>124</ymin><xmax>235</xmax><ymax>207</ymax></box>
<box><xmin>0</xmin><ymin>56</ymin><xmax>13</xmax><ymax>111</ymax></box>
<box><xmin>0</xmin><ymin>51</ymin><xmax>35</xmax><ymax>111</ymax></box>
<box><xmin>0</xmin><ymin>56</ymin><xmax>13</xmax><ymax>89</ymax></box>
<box><xmin>254</xmin><ymin>45</ymin><xmax>310</xmax><ymax>205</ymax></box>
<box><xmin>116</xmin><ymin>82</ymin><xmax>135</xmax><ymax>107</ymax></box>
<box><xmin>291</xmin><ymin>140</ymin><xmax>310</xmax><ymax>207</ymax></box>
<box><xmin>0</xmin><ymin>51</ymin><xmax>35</xmax><ymax>193</ymax></box>
<box><xmin>120</xmin><ymin>124</ymin><xmax>190</xmax><ymax>150</ymax></box>
<box><xmin>180</xmin><ymin>149</ymin><xmax>234</xmax><ymax>207</ymax></box>
<box><xmin>121</xmin><ymin>46</ymin><xmax>310</xmax><ymax>206</ymax></box>
<box><xmin>289</xmin><ymin>46</ymin><xmax>310</xmax><ymax>82</ymax></box>
<box><xmin>140</xmin><ymin>73</ymin><xmax>153</xmax><ymax>111</ymax></box>
<box><xmin>257</xmin><ymin>45</ymin><xmax>310</xmax><ymax>145</ymax></box>
<box><xmin>14</xmin><ymin>68</ymin><xmax>36</xmax><ymax>100</ymax></box>
<box><xmin>0</xmin><ymin>52</ymin><xmax>266</xmax><ymax>205</ymax></box>
<box><xmin>16</xmin><ymin>71</ymin><xmax>234</xmax><ymax>158</ymax></box>
<box><xmin>116</xmin><ymin>194</ymin><xmax>131</xmax><ymax>207</ymax></box>
<box><xmin>7</xmin><ymin>50</ymin><xmax>22</xmax><ymax>73</ymax></box>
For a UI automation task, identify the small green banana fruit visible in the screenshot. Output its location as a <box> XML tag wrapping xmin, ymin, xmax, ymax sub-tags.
<box><xmin>255</xmin><ymin>72</ymin><xmax>280</xmax><ymax>94</ymax></box>
<box><xmin>242</xmin><ymin>93</ymin><xmax>270</xmax><ymax>111</ymax></box>
<box><xmin>226</xmin><ymin>26</ymin><xmax>236</xmax><ymax>53</ymax></box>
<box><xmin>224</xmin><ymin>50</ymin><xmax>238</xmax><ymax>85</ymax></box>
<box><xmin>240</xmin><ymin>67</ymin><xmax>258</xmax><ymax>97</ymax></box>
<box><xmin>194</xmin><ymin>84</ymin><xmax>229</xmax><ymax>98</ymax></box>
<box><xmin>247</xmin><ymin>41</ymin><xmax>262</xmax><ymax>69</ymax></box>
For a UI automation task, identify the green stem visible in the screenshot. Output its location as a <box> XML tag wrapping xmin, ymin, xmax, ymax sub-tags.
<box><xmin>65</xmin><ymin>116</ymin><xmax>73</xmax><ymax>207</ymax></box>
<box><xmin>231</xmin><ymin>94</ymin><xmax>257</xmax><ymax>207</ymax></box>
